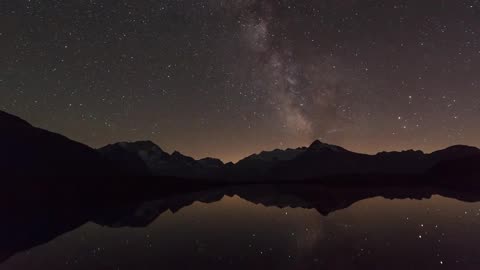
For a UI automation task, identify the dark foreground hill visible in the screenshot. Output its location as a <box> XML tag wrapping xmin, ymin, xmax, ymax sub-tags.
<box><xmin>0</xmin><ymin>111</ymin><xmax>113</xmax><ymax>177</ymax></box>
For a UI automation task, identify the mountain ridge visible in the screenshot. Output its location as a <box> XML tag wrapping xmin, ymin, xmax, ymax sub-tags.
<box><xmin>1</xmin><ymin>109</ymin><xmax>480</xmax><ymax>181</ymax></box>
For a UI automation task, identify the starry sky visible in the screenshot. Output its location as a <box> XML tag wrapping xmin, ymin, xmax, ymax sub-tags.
<box><xmin>1</xmin><ymin>0</ymin><xmax>480</xmax><ymax>162</ymax></box>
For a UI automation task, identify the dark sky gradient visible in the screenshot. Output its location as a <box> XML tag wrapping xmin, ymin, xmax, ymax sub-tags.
<box><xmin>1</xmin><ymin>1</ymin><xmax>480</xmax><ymax>161</ymax></box>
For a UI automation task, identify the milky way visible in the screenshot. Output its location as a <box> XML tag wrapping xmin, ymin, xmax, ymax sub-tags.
<box><xmin>1</xmin><ymin>1</ymin><xmax>480</xmax><ymax>161</ymax></box>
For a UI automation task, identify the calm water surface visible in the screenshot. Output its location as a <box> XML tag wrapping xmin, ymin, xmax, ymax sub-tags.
<box><xmin>2</xmin><ymin>193</ymin><xmax>480</xmax><ymax>270</ymax></box>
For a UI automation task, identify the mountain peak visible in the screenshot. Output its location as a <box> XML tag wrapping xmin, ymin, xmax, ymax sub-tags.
<box><xmin>117</xmin><ymin>140</ymin><xmax>165</xmax><ymax>153</ymax></box>
<box><xmin>240</xmin><ymin>147</ymin><xmax>306</xmax><ymax>163</ymax></box>
<box><xmin>430</xmin><ymin>145</ymin><xmax>480</xmax><ymax>160</ymax></box>
<box><xmin>171</xmin><ymin>151</ymin><xmax>196</xmax><ymax>163</ymax></box>
<box><xmin>99</xmin><ymin>141</ymin><xmax>169</xmax><ymax>164</ymax></box>
<box><xmin>308</xmin><ymin>140</ymin><xmax>346</xmax><ymax>152</ymax></box>
<box><xmin>198</xmin><ymin>157</ymin><xmax>224</xmax><ymax>168</ymax></box>
<box><xmin>437</xmin><ymin>145</ymin><xmax>479</xmax><ymax>152</ymax></box>
<box><xmin>309</xmin><ymin>140</ymin><xmax>325</xmax><ymax>148</ymax></box>
<box><xmin>171</xmin><ymin>150</ymin><xmax>184</xmax><ymax>157</ymax></box>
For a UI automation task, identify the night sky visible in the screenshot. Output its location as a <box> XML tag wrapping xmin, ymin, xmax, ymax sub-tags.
<box><xmin>1</xmin><ymin>1</ymin><xmax>480</xmax><ymax>162</ymax></box>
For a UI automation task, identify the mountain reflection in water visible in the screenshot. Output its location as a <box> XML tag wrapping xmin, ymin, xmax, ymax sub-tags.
<box><xmin>2</xmin><ymin>184</ymin><xmax>480</xmax><ymax>270</ymax></box>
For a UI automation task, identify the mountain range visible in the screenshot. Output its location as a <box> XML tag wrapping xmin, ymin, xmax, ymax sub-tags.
<box><xmin>1</xmin><ymin>109</ymin><xmax>480</xmax><ymax>182</ymax></box>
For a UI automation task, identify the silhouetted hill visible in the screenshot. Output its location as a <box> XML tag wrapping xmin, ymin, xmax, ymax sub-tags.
<box><xmin>428</xmin><ymin>154</ymin><xmax>480</xmax><ymax>183</ymax></box>
<box><xmin>198</xmin><ymin>157</ymin><xmax>224</xmax><ymax>168</ymax></box>
<box><xmin>0</xmin><ymin>111</ymin><xmax>124</xmax><ymax>177</ymax></box>
<box><xmin>429</xmin><ymin>145</ymin><xmax>480</xmax><ymax>162</ymax></box>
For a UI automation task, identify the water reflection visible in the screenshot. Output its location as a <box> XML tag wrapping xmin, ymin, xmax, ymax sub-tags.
<box><xmin>2</xmin><ymin>184</ymin><xmax>480</xmax><ymax>269</ymax></box>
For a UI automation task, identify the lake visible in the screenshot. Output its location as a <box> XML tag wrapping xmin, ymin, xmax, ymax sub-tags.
<box><xmin>1</xmin><ymin>185</ymin><xmax>480</xmax><ymax>269</ymax></box>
